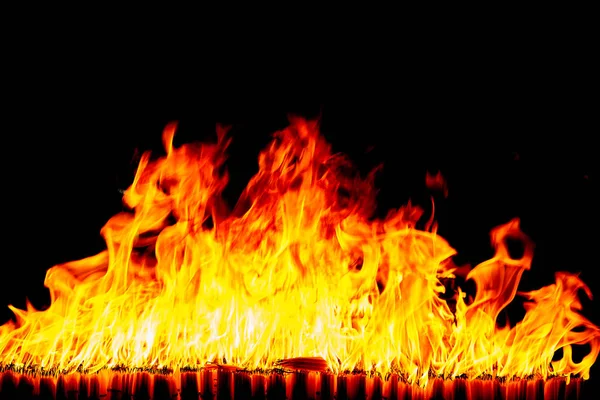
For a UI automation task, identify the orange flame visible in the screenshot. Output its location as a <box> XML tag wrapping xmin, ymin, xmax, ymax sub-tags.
<box><xmin>1</xmin><ymin>118</ymin><xmax>598</xmax><ymax>386</ymax></box>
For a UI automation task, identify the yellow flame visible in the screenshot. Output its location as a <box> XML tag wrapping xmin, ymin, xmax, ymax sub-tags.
<box><xmin>1</xmin><ymin>118</ymin><xmax>598</xmax><ymax>386</ymax></box>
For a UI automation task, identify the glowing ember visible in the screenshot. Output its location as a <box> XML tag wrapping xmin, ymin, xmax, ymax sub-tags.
<box><xmin>1</xmin><ymin>118</ymin><xmax>598</xmax><ymax>388</ymax></box>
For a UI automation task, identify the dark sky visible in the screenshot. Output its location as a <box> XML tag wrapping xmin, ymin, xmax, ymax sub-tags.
<box><xmin>0</xmin><ymin>47</ymin><xmax>598</xmax><ymax>390</ymax></box>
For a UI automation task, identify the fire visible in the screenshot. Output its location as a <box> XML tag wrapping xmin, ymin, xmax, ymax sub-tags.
<box><xmin>0</xmin><ymin>118</ymin><xmax>598</xmax><ymax>387</ymax></box>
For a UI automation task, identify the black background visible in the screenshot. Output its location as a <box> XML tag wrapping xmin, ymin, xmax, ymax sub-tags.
<box><xmin>0</xmin><ymin>24</ymin><xmax>598</xmax><ymax>395</ymax></box>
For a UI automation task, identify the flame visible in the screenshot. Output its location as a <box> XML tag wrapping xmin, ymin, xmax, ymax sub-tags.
<box><xmin>1</xmin><ymin>118</ymin><xmax>598</xmax><ymax>386</ymax></box>
<box><xmin>425</xmin><ymin>171</ymin><xmax>448</xmax><ymax>198</ymax></box>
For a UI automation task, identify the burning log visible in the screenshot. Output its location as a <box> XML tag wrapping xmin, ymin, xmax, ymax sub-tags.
<box><xmin>0</xmin><ymin>367</ymin><xmax>587</xmax><ymax>400</ymax></box>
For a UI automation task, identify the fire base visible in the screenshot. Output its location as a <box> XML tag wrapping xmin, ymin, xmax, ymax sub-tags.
<box><xmin>0</xmin><ymin>369</ymin><xmax>587</xmax><ymax>400</ymax></box>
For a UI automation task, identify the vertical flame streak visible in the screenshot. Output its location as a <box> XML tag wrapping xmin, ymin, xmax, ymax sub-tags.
<box><xmin>0</xmin><ymin>118</ymin><xmax>598</xmax><ymax>386</ymax></box>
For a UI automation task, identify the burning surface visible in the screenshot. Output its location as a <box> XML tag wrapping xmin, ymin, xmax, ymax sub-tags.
<box><xmin>0</xmin><ymin>118</ymin><xmax>598</xmax><ymax>387</ymax></box>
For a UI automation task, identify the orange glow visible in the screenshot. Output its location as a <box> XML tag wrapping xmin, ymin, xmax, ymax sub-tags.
<box><xmin>1</xmin><ymin>118</ymin><xmax>598</xmax><ymax>387</ymax></box>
